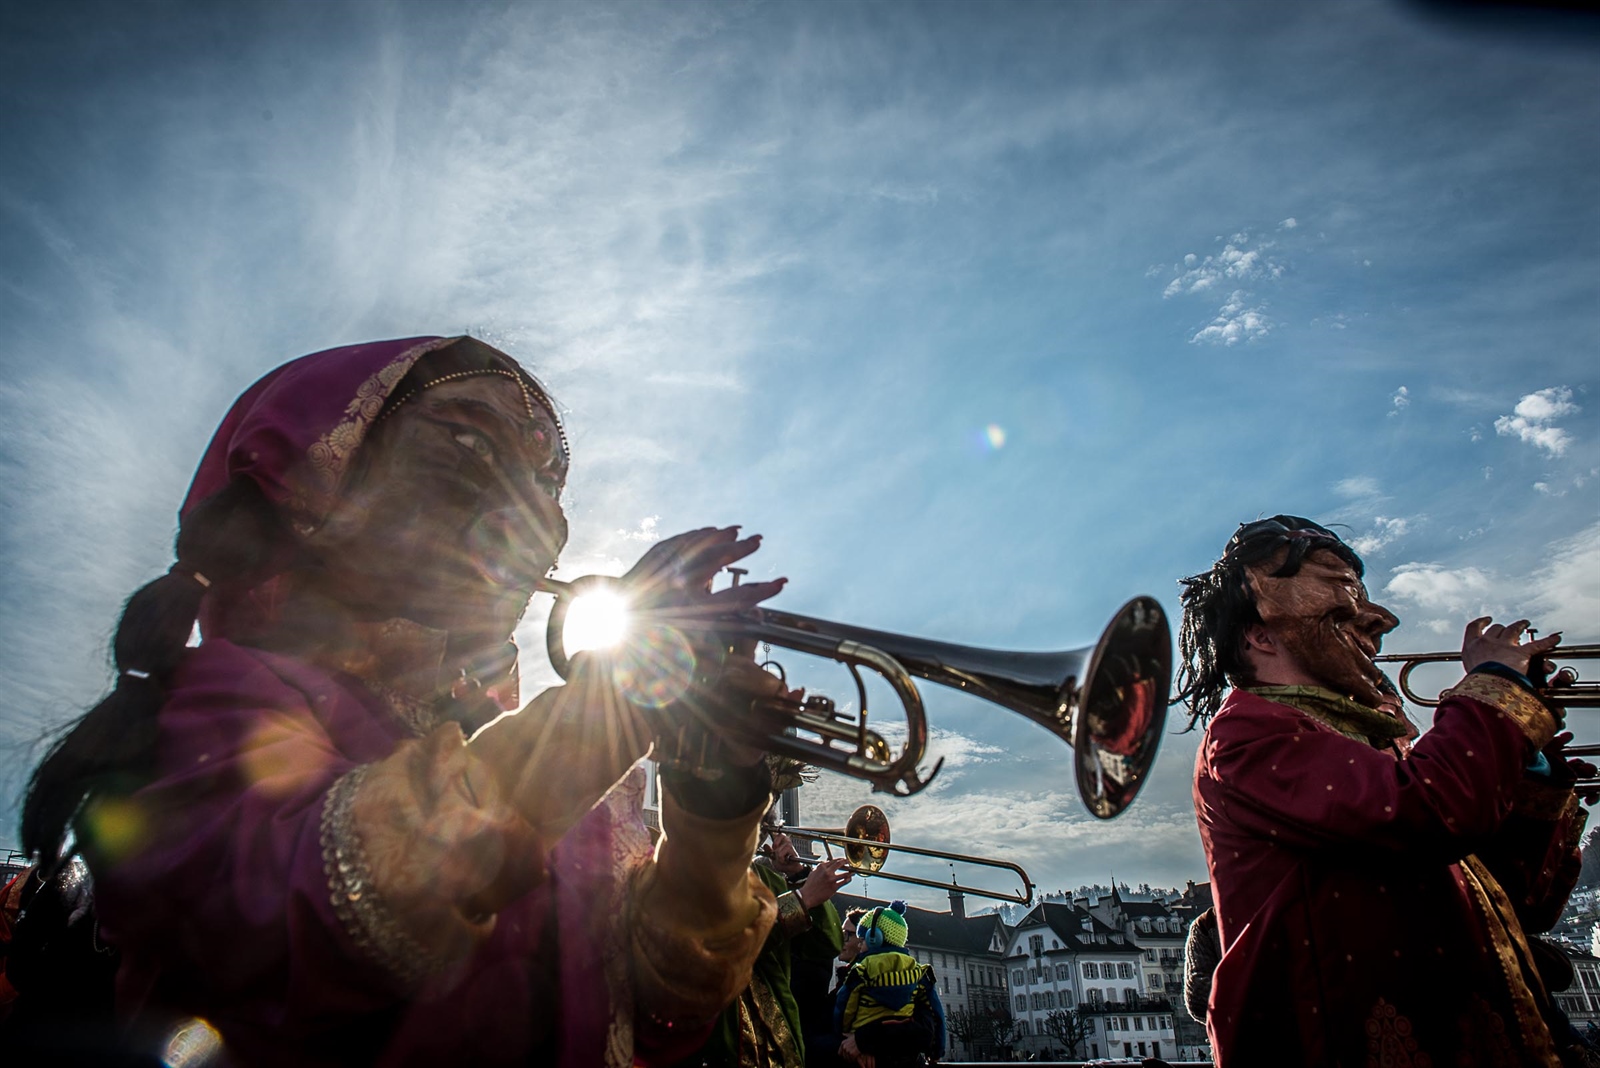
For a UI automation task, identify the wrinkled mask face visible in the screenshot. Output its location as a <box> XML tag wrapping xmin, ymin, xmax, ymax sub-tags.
<box><xmin>1245</xmin><ymin>547</ymin><xmax>1399</xmax><ymax>708</ymax></box>
<box><xmin>308</xmin><ymin>375</ymin><xmax>569</xmax><ymax>635</ymax></box>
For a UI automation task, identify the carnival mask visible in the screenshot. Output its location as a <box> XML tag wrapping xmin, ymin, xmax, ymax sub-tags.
<box><xmin>1245</xmin><ymin>547</ymin><xmax>1399</xmax><ymax>709</ymax></box>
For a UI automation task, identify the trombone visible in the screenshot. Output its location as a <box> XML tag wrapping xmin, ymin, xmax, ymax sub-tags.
<box><xmin>535</xmin><ymin>574</ymin><xmax>1171</xmax><ymax>817</ymax></box>
<box><xmin>783</xmin><ymin>804</ymin><xmax>1036</xmax><ymax>905</ymax></box>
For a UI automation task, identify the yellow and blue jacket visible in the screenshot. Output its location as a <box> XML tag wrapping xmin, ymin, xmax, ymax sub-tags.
<box><xmin>833</xmin><ymin>948</ymin><xmax>946</xmax><ymax>1058</ymax></box>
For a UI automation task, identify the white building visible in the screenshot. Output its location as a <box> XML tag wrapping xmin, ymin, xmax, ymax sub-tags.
<box><xmin>1001</xmin><ymin>901</ymin><xmax>1178</xmax><ymax>1061</ymax></box>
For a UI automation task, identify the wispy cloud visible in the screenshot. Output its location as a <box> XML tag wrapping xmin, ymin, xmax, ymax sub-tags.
<box><xmin>1390</xmin><ymin>385</ymin><xmax>1410</xmax><ymax>416</ymax></box>
<box><xmin>1494</xmin><ymin>386</ymin><xmax>1578</xmax><ymax>457</ymax></box>
<box><xmin>1348</xmin><ymin>515</ymin><xmax>1411</xmax><ymax>556</ymax></box>
<box><xmin>1334</xmin><ymin>475</ymin><xmax>1381</xmax><ymax>499</ymax></box>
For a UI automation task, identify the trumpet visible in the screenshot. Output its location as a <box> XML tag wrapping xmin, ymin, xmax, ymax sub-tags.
<box><xmin>1374</xmin><ymin>645</ymin><xmax>1600</xmax><ymax>708</ymax></box>
<box><xmin>782</xmin><ymin>804</ymin><xmax>1036</xmax><ymax>905</ymax></box>
<box><xmin>1376</xmin><ymin>646</ymin><xmax>1600</xmax><ymax>783</ymax></box>
<box><xmin>534</xmin><ymin>575</ymin><xmax>1171</xmax><ymax>817</ymax></box>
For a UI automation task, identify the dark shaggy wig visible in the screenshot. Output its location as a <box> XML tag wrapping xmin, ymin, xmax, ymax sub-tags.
<box><xmin>1172</xmin><ymin>515</ymin><xmax>1364</xmax><ymax>729</ymax></box>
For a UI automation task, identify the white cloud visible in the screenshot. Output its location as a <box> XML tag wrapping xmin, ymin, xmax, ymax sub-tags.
<box><xmin>1494</xmin><ymin>386</ymin><xmax>1578</xmax><ymax>457</ymax></box>
<box><xmin>1348</xmin><ymin>515</ymin><xmax>1410</xmax><ymax>556</ymax></box>
<box><xmin>1383</xmin><ymin>562</ymin><xmax>1498</xmax><ymax>615</ymax></box>
<box><xmin>617</xmin><ymin>516</ymin><xmax>661</xmax><ymax>541</ymax></box>
<box><xmin>1389</xmin><ymin>385</ymin><xmax>1409</xmax><ymax>416</ymax></box>
<box><xmin>1279</xmin><ymin>217</ymin><xmax>1298</xmax><ymax>230</ymax></box>
<box><xmin>1161</xmin><ymin>238</ymin><xmax>1284</xmax><ymax>299</ymax></box>
<box><xmin>1189</xmin><ymin>289</ymin><xmax>1271</xmax><ymax>345</ymax></box>
<box><xmin>1333</xmin><ymin>476</ymin><xmax>1381</xmax><ymax>502</ymax></box>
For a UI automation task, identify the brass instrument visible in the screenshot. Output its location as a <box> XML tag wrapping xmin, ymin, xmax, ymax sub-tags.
<box><xmin>783</xmin><ymin>804</ymin><xmax>1036</xmax><ymax>904</ymax></box>
<box><xmin>1376</xmin><ymin>646</ymin><xmax>1600</xmax><ymax>786</ymax></box>
<box><xmin>1374</xmin><ymin>645</ymin><xmax>1600</xmax><ymax>709</ymax></box>
<box><xmin>535</xmin><ymin>576</ymin><xmax>1171</xmax><ymax>816</ymax></box>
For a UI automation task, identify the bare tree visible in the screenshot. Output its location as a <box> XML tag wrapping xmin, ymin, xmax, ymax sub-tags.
<box><xmin>1043</xmin><ymin>1007</ymin><xmax>1091</xmax><ymax>1058</ymax></box>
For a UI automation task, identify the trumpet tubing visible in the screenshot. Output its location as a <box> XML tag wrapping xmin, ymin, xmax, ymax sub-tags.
<box><xmin>1374</xmin><ymin>644</ymin><xmax>1600</xmax><ymax>708</ymax></box>
<box><xmin>535</xmin><ymin>576</ymin><xmax>1172</xmax><ymax>817</ymax></box>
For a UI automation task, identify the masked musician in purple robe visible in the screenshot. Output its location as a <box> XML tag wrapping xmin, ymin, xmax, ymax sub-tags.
<box><xmin>1178</xmin><ymin>515</ymin><xmax>1597</xmax><ymax>1067</ymax></box>
<box><xmin>20</xmin><ymin>336</ymin><xmax>793</xmax><ymax>1067</ymax></box>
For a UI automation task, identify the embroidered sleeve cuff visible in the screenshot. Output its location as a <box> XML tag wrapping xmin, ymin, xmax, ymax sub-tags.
<box><xmin>1443</xmin><ymin>672</ymin><xmax>1559</xmax><ymax>748</ymax></box>
<box><xmin>1512</xmin><ymin>776</ymin><xmax>1579</xmax><ymax>821</ymax></box>
<box><xmin>775</xmin><ymin>889</ymin><xmax>814</xmax><ymax>937</ymax></box>
<box><xmin>632</xmin><ymin>866</ymin><xmax>778</xmax><ymax>1031</ymax></box>
<box><xmin>319</xmin><ymin>765</ymin><xmax>451</xmax><ymax>990</ymax></box>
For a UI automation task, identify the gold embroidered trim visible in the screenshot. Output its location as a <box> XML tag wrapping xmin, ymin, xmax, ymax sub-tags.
<box><xmin>1513</xmin><ymin>777</ymin><xmax>1579</xmax><ymax>822</ymax></box>
<box><xmin>1458</xmin><ymin>856</ymin><xmax>1562</xmax><ymax>1067</ymax></box>
<box><xmin>319</xmin><ymin>765</ymin><xmax>450</xmax><ymax>989</ymax></box>
<box><xmin>1362</xmin><ymin>997</ymin><xmax>1425</xmax><ymax>1068</ymax></box>
<box><xmin>368</xmin><ymin>685</ymin><xmax>441</xmax><ymax>739</ymax></box>
<box><xmin>600</xmin><ymin>767</ymin><xmax>653</xmax><ymax>1068</ymax></box>
<box><xmin>302</xmin><ymin>338</ymin><xmax>456</xmax><ymax>512</ymax></box>
<box><xmin>774</xmin><ymin>889</ymin><xmax>813</xmax><ymax>938</ymax></box>
<box><xmin>1443</xmin><ymin>674</ymin><xmax>1558</xmax><ymax>748</ymax></box>
<box><xmin>748</xmin><ymin>971</ymin><xmax>803</xmax><ymax>1067</ymax></box>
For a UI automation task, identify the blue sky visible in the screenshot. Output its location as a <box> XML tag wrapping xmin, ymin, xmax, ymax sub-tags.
<box><xmin>2</xmin><ymin>0</ymin><xmax>1597</xmax><ymax>906</ymax></box>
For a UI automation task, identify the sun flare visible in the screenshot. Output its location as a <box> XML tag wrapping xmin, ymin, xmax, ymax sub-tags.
<box><xmin>562</xmin><ymin>589</ymin><xmax>632</xmax><ymax>654</ymax></box>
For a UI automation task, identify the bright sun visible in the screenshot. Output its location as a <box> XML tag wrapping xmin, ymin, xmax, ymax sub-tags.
<box><xmin>561</xmin><ymin>588</ymin><xmax>632</xmax><ymax>654</ymax></box>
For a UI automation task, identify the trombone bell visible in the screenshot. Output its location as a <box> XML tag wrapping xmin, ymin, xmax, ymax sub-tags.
<box><xmin>786</xmin><ymin>804</ymin><xmax>1037</xmax><ymax>905</ymax></box>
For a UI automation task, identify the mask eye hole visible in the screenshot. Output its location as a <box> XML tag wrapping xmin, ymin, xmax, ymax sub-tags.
<box><xmin>452</xmin><ymin>429</ymin><xmax>496</xmax><ymax>465</ymax></box>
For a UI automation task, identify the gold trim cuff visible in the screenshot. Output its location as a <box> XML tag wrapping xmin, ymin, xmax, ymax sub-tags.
<box><xmin>775</xmin><ymin>890</ymin><xmax>814</xmax><ymax>937</ymax></box>
<box><xmin>319</xmin><ymin>765</ymin><xmax>450</xmax><ymax>989</ymax></box>
<box><xmin>1443</xmin><ymin>673</ymin><xmax>1559</xmax><ymax>749</ymax></box>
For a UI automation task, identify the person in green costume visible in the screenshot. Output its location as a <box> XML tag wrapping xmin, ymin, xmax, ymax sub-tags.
<box><xmin>673</xmin><ymin>811</ymin><xmax>853</xmax><ymax>1068</ymax></box>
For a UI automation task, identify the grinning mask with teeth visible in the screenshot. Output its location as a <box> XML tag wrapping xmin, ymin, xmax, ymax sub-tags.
<box><xmin>1245</xmin><ymin>547</ymin><xmax>1400</xmax><ymax>709</ymax></box>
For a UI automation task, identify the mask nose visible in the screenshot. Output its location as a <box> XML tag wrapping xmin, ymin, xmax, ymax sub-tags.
<box><xmin>467</xmin><ymin>506</ymin><xmax>568</xmax><ymax>587</ymax></box>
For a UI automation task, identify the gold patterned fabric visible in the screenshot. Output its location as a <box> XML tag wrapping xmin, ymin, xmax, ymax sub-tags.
<box><xmin>1443</xmin><ymin>674</ymin><xmax>1560</xmax><ymax>749</ymax></box>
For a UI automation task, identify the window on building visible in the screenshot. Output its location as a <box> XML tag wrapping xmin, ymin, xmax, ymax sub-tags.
<box><xmin>1082</xmin><ymin>962</ymin><xmax>1099</xmax><ymax>979</ymax></box>
<box><xmin>1013</xmin><ymin>969</ymin><xmax>1026</xmax><ymax>986</ymax></box>
<box><xmin>1063</xmin><ymin>991</ymin><xmax>1075</xmax><ymax>1008</ymax></box>
<box><xmin>1162</xmin><ymin>1016</ymin><xmax>1172</xmax><ymax>1029</ymax></box>
<box><xmin>1149</xmin><ymin>974</ymin><xmax>1162</xmax><ymax>989</ymax></box>
<box><xmin>1086</xmin><ymin>1019</ymin><xmax>1095</xmax><ymax>1034</ymax></box>
<box><xmin>1119</xmin><ymin>962</ymin><xmax>1134</xmax><ymax>979</ymax></box>
<box><xmin>1029</xmin><ymin>934</ymin><xmax>1044</xmax><ymax>958</ymax></box>
<box><xmin>1148</xmin><ymin>1017</ymin><xmax>1157</xmax><ymax>1030</ymax></box>
<box><xmin>1088</xmin><ymin>988</ymin><xmax>1103</xmax><ymax>1005</ymax></box>
<box><xmin>1120</xmin><ymin>1017</ymin><xmax>1130</xmax><ymax>1030</ymax></box>
<box><xmin>1125</xmin><ymin>987</ymin><xmax>1138</xmax><ymax>1003</ymax></box>
<box><xmin>1016</xmin><ymin>995</ymin><xmax>1026</xmax><ymax>1012</ymax></box>
<box><xmin>1045</xmin><ymin>991</ymin><xmax>1055</xmax><ymax>1009</ymax></box>
<box><xmin>1134</xmin><ymin>1017</ymin><xmax>1144</xmax><ymax>1031</ymax></box>
<box><xmin>956</xmin><ymin>977</ymin><xmax>961</xmax><ymax>995</ymax></box>
<box><xmin>1145</xmin><ymin>949</ymin><xmax>1155</xmax><ymax>962</ymax></box>
<box><xmin>1017</xmin><ymin>1021</ymin><xmax>1030</xmax><ymax>1037</ymax></box>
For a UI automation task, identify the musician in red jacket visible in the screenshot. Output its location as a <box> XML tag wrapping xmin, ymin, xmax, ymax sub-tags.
<box><xmin>1177</xmin><ymin>515</ymin><xmax>1594</xmax><ymax>1067</ymax></box>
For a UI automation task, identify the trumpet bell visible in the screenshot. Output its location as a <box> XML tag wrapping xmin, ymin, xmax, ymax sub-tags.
<box><xmin>758</xmin><ymin>596</ymin><xmax>1172</xmax><ymax>818</ymax></box>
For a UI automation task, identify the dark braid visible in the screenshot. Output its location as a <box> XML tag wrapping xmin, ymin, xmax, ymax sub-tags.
<box><xmin>21</xmin><ymin>479</ymin><xmax>288</xmax><ymax>874</ymax></box>
<box><xmin>1172</xmin><ymin>515</ymin><xmax>1364</xmax><ymax>730</ymax></box>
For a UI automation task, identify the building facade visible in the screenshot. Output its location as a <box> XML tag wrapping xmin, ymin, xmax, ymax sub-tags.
<box><xmin>1000</xmin><ymin>900</ymin><xmax>1179</xmax><ymax>1061</ymax></box>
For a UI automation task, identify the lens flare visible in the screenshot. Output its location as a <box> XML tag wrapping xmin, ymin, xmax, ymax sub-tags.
<box><xmin>81</xmin><ymin>796</ymin><xmax>149</xmax><ymax>864</ymax></box>
<box><xmin>985</xmin><ymin>424</ymin><xmax>1006</xmax><ymax>449</ymax></box>
<box><xmin>612</xmin><ymin>624</ymin><xmax>698</xmax><ymax>710</ymax></box>
<box><xmin>163</xmin><ymin>1017</ymin><xmax>224</xmax><ymax>1068</ymax></box>
<box><xmin>563</xmin><ymin>589</ymin><xmax>632</xmax><ymax>654</ymax></box>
